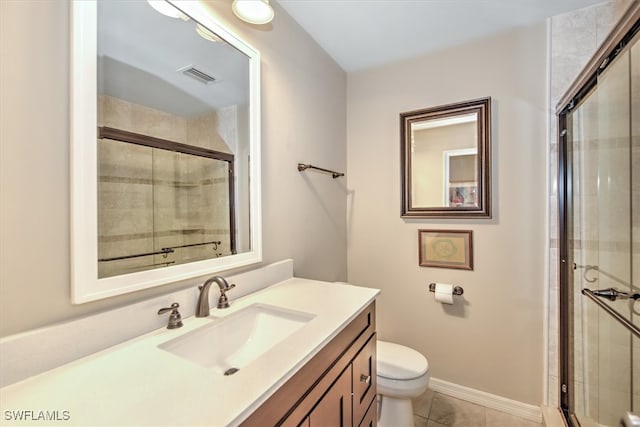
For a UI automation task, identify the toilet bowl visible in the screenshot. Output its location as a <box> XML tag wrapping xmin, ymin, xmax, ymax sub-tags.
<box><xmin>377</xmin><ymin>340</ymin><xmax>429</xmax><ymax>427</ymax></box>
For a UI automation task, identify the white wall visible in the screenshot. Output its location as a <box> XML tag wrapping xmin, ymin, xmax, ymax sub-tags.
<box><xmin>347</xmin><ymin>23</ymin><xmax>547</xmax><ymax>405</ymax></box>
<box><xmin>0</xmin><ymin>1</ymin><xmax>346</xmax><ymax>337</ymax></box>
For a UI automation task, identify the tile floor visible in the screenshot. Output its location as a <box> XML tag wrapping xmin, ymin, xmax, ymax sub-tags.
<box><xmin>411</xmin><ymin>390</ymin><xmax>543</xmax><ymax>427</ymax></box>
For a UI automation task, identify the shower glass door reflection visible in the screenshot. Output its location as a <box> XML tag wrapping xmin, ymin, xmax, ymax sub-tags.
<box><xmin>565</xmin><ymin>32</ymin><xmax>639</xmax><ymax>427</ymax></box>
<box><xmin>97</xmin><ymin>139</ymin><xmax>233</xmax><ymax>279</ymax></box>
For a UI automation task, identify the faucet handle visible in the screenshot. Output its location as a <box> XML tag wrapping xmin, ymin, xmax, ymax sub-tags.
<box><xmin>158</xmin><ymin>302</ymin><xmax>183</xmax><ymax>329</ymax></box>
<box><xmin>158</xmin><ymin>302</ymin><xmax>180</xmax><ymax>315</ymax></box>
<box><xmin>217</xmin><ymin>284</ymin><xmax>236</xmax><ymax>309</ymax></box>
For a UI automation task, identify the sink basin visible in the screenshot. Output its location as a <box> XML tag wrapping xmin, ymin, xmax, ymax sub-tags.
<box><xmin>158</xmin><ymin>304</ymin><xmax>315</xmax><ymax>374</ymax></box>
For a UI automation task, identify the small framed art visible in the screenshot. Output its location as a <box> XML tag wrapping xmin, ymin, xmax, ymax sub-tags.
<box><xmin>418</xmin><ymin>229</ymin><xmax>473</xmax><ymax>270</ymax></box>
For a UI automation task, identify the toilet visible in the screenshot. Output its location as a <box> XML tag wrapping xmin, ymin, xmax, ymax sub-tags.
<box><xmin>376</xmin><ymin>340</ymin><xmax>430</xmax><ymax>427</ymax></box>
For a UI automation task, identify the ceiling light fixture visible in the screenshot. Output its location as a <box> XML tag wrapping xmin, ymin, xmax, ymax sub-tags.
<box><xmin>146</xmin><ymin>0</ymin><xmax>189</xmax><ymax>20</ymax></box>
<box><xmin>195</xmin><ymin>23</ymin><xmax>221</xmax><ymax>43</ymax></box>
<box><xmin>232</xmin><ymin>0</ymin><xmax>274</xmax><ymax>25</ymax></box>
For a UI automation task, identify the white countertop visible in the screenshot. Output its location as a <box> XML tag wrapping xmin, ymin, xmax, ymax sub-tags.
<box><xmin>0</xmin><ymin>279</ymin><xmax>379</xmax><ymax>426</ymax></box>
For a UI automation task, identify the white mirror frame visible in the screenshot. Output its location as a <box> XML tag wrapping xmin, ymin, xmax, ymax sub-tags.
<box><xmin>70</xmin><ymin>1</ymin><xmax>262</xmax><ymax>304</ymax></box>
<box><xmin>442</xmin><ymin>148</ymin><xmax>477</xmax><ymax>206</ymax></box>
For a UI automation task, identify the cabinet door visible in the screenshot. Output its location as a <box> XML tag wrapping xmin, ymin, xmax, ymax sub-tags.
<box><xmin>358</xmin><ymin>399</ymin><xmax>377</xmax><ymax>427</ymax></box>
<box><xmin>309</xmin><ymin>365</ymin><xmax>352</xmax><ymax>427</ymax></box>
<box><xmin>352</xmin><ymin>334</ymin><xmax>376</xmax><ymax>425</ymax></box>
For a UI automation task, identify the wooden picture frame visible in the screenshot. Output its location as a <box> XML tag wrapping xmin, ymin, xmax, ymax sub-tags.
<box><xmin>418</xmin><ymin>229</ymin><xmax>473</xmax><ymax>270</ymax></box>
<box><xmin>400</xmin><ymin>97</ymin><xmax>491</xmax><ymax>219</ymax></box>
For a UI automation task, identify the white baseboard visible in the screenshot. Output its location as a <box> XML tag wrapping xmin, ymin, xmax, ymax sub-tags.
<box><xmin>429</xmin><ymin>377</ymin><xmax>543</xmax><ymax>423</ymax></box>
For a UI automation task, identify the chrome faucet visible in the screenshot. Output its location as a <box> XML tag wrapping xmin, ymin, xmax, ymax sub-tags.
<box><xmin>196</xmin><ymin>276</ymin><xmax>236</xmax><ymax>317</ymax></box>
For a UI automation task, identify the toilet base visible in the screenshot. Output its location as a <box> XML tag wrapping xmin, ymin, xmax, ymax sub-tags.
<box><xmin>378</xmin><ymin>395</ymin><xmax>416</xmax><ymax>427</ymax></box>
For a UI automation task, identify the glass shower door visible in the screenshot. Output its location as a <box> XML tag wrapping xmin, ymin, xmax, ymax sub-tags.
<box><xmin>565</xmin><ymin>31</ymin><xmax>639</xmax><ymax>427</ymax></box>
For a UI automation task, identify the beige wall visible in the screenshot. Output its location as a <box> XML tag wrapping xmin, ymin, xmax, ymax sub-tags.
<box><xmin>0</xmin><ymin>1</ymin><xmax>346</xmax><ymax>336</ymax></box>
<box><xmin>346</xmin><ymin>23</ymin><xmax>547</xmax><ymax>405</ymax></box>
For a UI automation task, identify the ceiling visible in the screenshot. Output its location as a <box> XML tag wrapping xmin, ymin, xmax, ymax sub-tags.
<box><xmin>277</xmin><ymin>0</ymin><xmax>606</xmax><ymax>72</ymax></box>
<box><xmin>98</xmin><ymin>0</ymin><xmax>249</xmax><ymax>116</ymax></box>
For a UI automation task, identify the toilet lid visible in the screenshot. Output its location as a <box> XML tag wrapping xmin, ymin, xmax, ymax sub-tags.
<box><xmin>377</xmin><ymin>341</ymin><xmax>429</xmax><ymax>380</ymax></box>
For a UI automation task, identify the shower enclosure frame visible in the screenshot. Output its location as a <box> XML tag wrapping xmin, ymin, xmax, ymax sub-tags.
<box><xmin>557</xmin><ymin>4</ymin><xmax>640</xmax><ymax>426</ymax></box>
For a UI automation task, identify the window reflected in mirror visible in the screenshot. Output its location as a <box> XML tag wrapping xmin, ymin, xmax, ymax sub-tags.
<box><xmin>444</xmin><ymin>149</ymin><xmax>477</xmax><ymax>207</ymax></box>
<box><xmin>401</xmin><ymin>97</ymin><xmax>491</xmax><ymax>218</ymax></box>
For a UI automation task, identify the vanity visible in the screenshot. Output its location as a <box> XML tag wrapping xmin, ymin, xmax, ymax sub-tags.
<box><xmin>241</xmin><ymin>298</ymin><xmax>377</xmax><ymax>427</ymax></box>
<box><xmin>0</xmin><ymin>271</ymin><xmax>379</xmax><ymax>426</ymax></box>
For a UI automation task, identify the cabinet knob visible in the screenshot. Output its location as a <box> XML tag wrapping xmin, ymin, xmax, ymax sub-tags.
<box><xmin>360</xmin><ymin>374</ymin><xmax>371</xmax><ymax>384</ymax></box>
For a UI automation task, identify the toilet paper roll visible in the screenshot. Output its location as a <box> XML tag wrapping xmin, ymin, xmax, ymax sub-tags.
<box><xmin>434</xmin><ymin>283</ymin><xmax>454</xmax><ymax>304</ymax></box>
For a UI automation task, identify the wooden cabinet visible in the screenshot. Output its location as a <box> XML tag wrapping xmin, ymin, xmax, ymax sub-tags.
<box><xmin>352</xmin><ymin>335</ymin><xmax>376</xmax><ymax>425</ymax></box>
<box><xmin>307</xmin><ymin>366</ymin><xmax>352</xmax><ymax>427</ymax></box>
<box><xmin>240</xmin><ymin>302</ymin><xmax>377</xmax><ymax>427</ymax></box>
<box><xmin>357</xmin><ymin>398</ymin><xmax>377</xmax><ymax>427</ymax></box>
<box><xmin>302</xmin><ymin>336</ymin><xmax>376</xmax><ymax>427</ymax></box>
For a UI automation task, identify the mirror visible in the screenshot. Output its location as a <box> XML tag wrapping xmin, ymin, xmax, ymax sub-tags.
<box><xmin>71</xmin><ymin>0</ymin><xmax>262</xmax><ymax>303</ymax></box>
<box><xmin>400</xmin><ymin>97</ymin><xmax>491</xmax><ymax>218</ymax></box>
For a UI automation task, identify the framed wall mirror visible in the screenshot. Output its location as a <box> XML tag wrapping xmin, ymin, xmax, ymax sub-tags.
<box><xmin>400</xmin><ymin>97</ymin><xmax>491</xmax><ymax>218</ymax></box>
<box><xmin>71</xmin><ymin>0</ymin><xmax>262</xmax><ymax>303</ymax></box>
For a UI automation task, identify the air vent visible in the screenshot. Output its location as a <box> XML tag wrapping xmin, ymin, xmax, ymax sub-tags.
<box><xmin>178</xmin><ymin>65</ymin><xmax>216</xmax><ymax>85</ymax></box>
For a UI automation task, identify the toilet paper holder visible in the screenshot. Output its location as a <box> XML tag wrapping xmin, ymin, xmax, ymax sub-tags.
<box><xmin>428</xmin><ymin>283</ymin><xmax>464</xmax><ymax>296</ymax></box>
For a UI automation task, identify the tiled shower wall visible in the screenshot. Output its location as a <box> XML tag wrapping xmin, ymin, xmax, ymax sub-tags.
<box><xmin>97</xmin><ymin>95</ymin><xmax>236</xmax><ymax>277</ymax></box>
<box><xmin>546</xmin><ymin>0</ymin><xmax>632</xmax><ymax>408</ymax></box>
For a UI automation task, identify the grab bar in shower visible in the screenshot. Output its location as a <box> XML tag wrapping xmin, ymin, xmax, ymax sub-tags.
<box><xmin>297</xmin><ymin>163</ymin><xmax>344</xmax><ymax>179</ymax></box>
<box><xmin>582</xmin><ymin>288</ymin><xmax>640</xmax><ymax>338</ymax></box>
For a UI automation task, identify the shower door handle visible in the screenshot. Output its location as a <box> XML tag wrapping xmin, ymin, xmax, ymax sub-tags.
<box><xmin>591</xmin><ymin>287</ymin><xmax>640</xmax><ymax>301</ymax></box>
<box><xmin>620</xmin><ymin>411</ymin><xmax>640</xmax><ymax>427</ymax></box>
<box><xmin>581</xmin><ymin>289</ymin><xmax>640</xmax><ymax>338</ymax></box>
